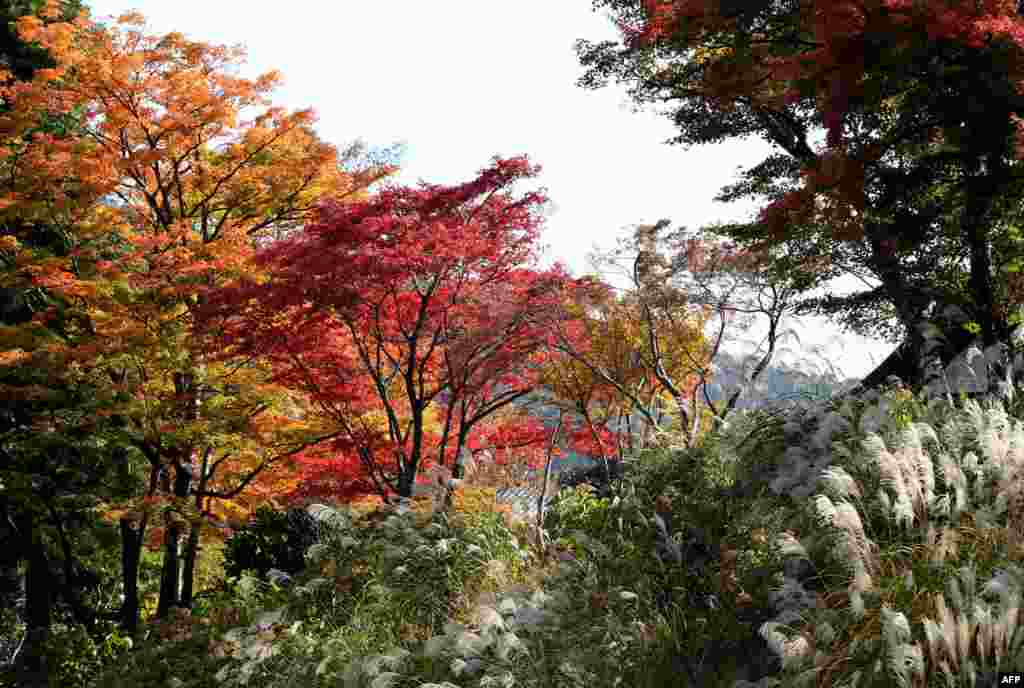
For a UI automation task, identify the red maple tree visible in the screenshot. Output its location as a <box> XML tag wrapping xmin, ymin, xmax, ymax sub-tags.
<box><xmin>201</xmin><ymin>156</ymin><xmax>571</xmax><ymax>502</ymax></box>
<box><xmin>582</xmin><ymin>0</ymin><xmax>1024</xmax><ymax>394</ymax></box>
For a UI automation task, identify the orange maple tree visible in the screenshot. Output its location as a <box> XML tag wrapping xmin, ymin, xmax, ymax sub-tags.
<box><xmin>0</xmin><ymin>4</ymin><xmax>393</xmax><ymax>626</ymax></box>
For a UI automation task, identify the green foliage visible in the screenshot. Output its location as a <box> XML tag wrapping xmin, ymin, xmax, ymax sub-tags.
<box><xmin>101</xmin><ymin>611</ymin><xmax>234</xmax><ymax>688</ymax></box>
<box><xmin>0</xmin><ymin>619</ymin><xmax>133</xmax><ymax>688</ymax></box>
<box><xmin>223</xmin><ymin>506</ymin><xmax>319</xmax><ymax>580</ymax></box>
<box><xmin>94</xmin><ymin>499</ymin><xmax>530</xmax><ymax>688</ymax></box>
<box><xmin>46</xmin><ymin>623</ymin><xmax>132</xmax><ymax>688</ymax></box>
<box><xmin>544</xmin><ymin>485</ymin><xmax>612</xmax><ymax>542</ymax></box>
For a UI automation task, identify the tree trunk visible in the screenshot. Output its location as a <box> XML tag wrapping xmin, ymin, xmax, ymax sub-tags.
<box><xmin>833</xmin><ymin>314</ymin><xmax>1016</xmax><ymax>404</ymax></box>
<box><xmin>157</xmin><ymin>372</ymin><xmax>198</xmax><ymax>617</ymax></box>
<box><xmin>119</xmin><ymin>515</ymin><xmax>146</xmax><ymax>635</ymax></box>
<box><xmin>179</xmin><ymin>524</ymin><xmax>200</xmax><ymax>608</ymax></box>
<box><xmin>0</xmin><ymin>504</ymin><xmax>22</xmax><ymax>617</ymax></box>
<box><xmin>397</xmin><ymin>458</ymin><xmax>416</xmax><ymax>500</ymax></box>
<box><xmin>17</xmin><ymin>514</ymin><xmax>51</xmax><ymax>688</ymax></box>
<box><xmin>156</xmin><ymin>516</ymin><xmax>181</xmax><ymax>619</ymax></box>
<box><xmin>180</xmin><ymin>447</ymin><xmax>211</xmax><ymax>609</ymax></box>
<box><xmin>0</xmin><ymin>560</ymin><xmax>21</xmax><ymax>611</ymax></box>
<box><xmin>535</xmin><ymin>412</ymin><xmax>563</xmax><ymax>559</ymax></box>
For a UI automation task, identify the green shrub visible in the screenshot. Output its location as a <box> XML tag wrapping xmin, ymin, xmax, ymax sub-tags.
<box><xmin>223</xmin><ymin>506</ymin><xmax>319</xmax><ymax>580</ymax></box>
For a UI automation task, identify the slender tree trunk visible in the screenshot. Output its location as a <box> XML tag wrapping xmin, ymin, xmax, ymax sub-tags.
<box><xmin>0</xmin><ymin>560</ymin><xmax>20</xmax><ymax>610</ymax></box>
<box><xmin>0</xmin><ymin>501</ymin><xmax>23</xmax><ymax>623</ymax></box>
<box><xmin>47</xmin><ymin>504</ymin><xmax>94</xmax><ymax>631</ymax></box>
<box><xmin>119</xmin><ymin>515</ymin><xmax>145</xmax><ymax>635</ymax></box>
<box><xmin>397</xmin><ymin>465</ymin><xmax>416</xmax><ymax>501</ymax></box>
<box><xmin>180</xmin><ymin>447</ymin><xmax>211</xmax><ymax>608</ymax></box>
<box><xmin>156</xmin><ymin>457</ymin><xmax>192</xmax><ymax>619</ymax></box>
<box><xmin>535</xmin><ymin>412</ymin><xmax>563</xmax><ymax>559</ymax></box>
<box><xmin>179</xmin><ymin>526</ymin><xmax>200</xmax><ymax>609</ymax></box>
<box><xmin>582</xmin><ymin>411</ymin><xmax>610</xmax><ymax>486</ymax></box>
<box><xmin>156</xmin><ymin>519</ymin><xmax>181</xmax><ymax>619</ymax></box>
<box><xmin>157</xmin><ymin>372</ymin><xmax>198</xmax><ymax>617</ymax></box>
<box><xmin>443</xmin><ymin>435</ymin><xmax>473</xmax><ymax>512</ymax></box>
<box><xmin>121</xmin><ymin>457</ymin><xmax>161</xmax><ymax>635</ymax></box>
<box><xmin>17</xmin><ymin>513</ymin><xmax>51</xmax><ymax>688</ymax></box>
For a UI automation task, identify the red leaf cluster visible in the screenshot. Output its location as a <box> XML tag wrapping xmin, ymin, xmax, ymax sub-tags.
<box><xmin>201</xmin><ymin>157</ymin><xmax>572</xmax><ymax>501</ymax></box>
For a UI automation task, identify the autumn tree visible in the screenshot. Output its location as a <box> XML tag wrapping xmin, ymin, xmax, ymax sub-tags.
<box><xmin>201</xmin><ymin>156</ymin><xmax>570</xmax><ymax>503</ymax></box>
<box><xmin>540</xmin><ymin>285</ymin><xmax>675</xmax><ymax>475</ymax></box>
<box><xmin>635</xmin><ymin>219</ymin><xmax>843</xmax><ymax>423</ymax></box>
<box><xmin>576</xmin><ymin>0</ymin><xmax>1024</xmax><ymax>400</ymax></box>
<box><xmin>0</xmin><ymin>0</ymin><xmax>82</xmax><ymax>83</ymax></box>
<box><xmin>0</xmin><ymin>3</ymin><xmax>129</xmax><ymax>680</ymax></box>
<box><xmin>0</xmin><ymin>7</ymin><xmax>392</xmax><ymax>634</ymax></box>
<box><xmin>549</xmin><ymin>254</ymin><xmax>715</xmax><ymax>452</ymax></box>
<box><xmin>547</xmin><ymin>216</ymin><xmax>825</xmax><ymax>467</ymax></box>
<box><xmin>537</xmin><ymin>331</ymin><xmax>635</xmax><ymax>463</ymax></box>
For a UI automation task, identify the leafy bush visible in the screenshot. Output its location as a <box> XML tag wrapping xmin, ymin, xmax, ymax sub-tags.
<box><xmin>100</xmin><ymin>609</ymin><xmax>234</xmax><ymax>688</ymax></box>
<box><xmin>45</xmin><ymin>622</ymin><xmax>133</xmax><ymax>688</ymax></box>
<box><xmin>223</xmin><ymin>506</ymin><xmax>319</xmax><ymax>580</ymax></box>
<box><xmin>557</xmin><ymin>458</ymin><xmax>627</xmax><ymax>498</ymax></box>
<box><xmin>115</xmin><ymin>497</ymin><xmax>525</xmax><ymax>688</ymax></box>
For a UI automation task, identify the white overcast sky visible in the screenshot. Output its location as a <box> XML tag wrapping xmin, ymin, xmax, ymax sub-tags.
<box><xmin>84</xmin><ymin>0</ymin><xmax>897</xmax><ymax>381</ymax></box>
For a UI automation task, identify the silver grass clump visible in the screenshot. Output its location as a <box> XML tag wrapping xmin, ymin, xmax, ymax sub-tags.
<box><xmin>306</xmin><ymin>502</ymin><xmax>352</xmax><ymax>534</ymax></box>
<box><xmin>880</xmin><ymin>606</ymin><xmax>925</xmax><ymax>685</ymax></box>
<box><xmin>774</xmin><ymin>531</ymin><xmax>807</xmax><ymax>559</ymax></box>
<box><xmin>760</xmin><ymin>621</ymin><xmax>814</xmax><ymax>673</ymax></box>
<box><xmin>923</xmin><ymin>524</ymin><xmax>961</xmax><ymax>565</ymax></box>
<box><xmin>936</xmin><ymin>450</ymin><xmax>969</xmax><ymax>521</ymax></box>
<box><xmin>737</xmin><ymin>346</ymin><xmax>1024</xmax><ymax>657</ymax></box>
<box><xmin>811</xmin><ymin>494</ymin><xmax>874</xmax><ymax>588</ymax></box>
<box><xmin>920</xmin><ymin>565</ymin><xmax>1024</xmax><ymax>685</ymax></box>
<box><xmin>867</xmin><ymin>425</ymin><xmax>942</xmax><ymax>530</ymax></box>
<box><xmin>758</xmin><ymin>371</ymin><xmax>1024</xmax><ymax>686</ymax></box>
<box><xmin>930</xmin><ymin>399</ymin><xmax>1024</xmax><ymax>538</ymax></box>
<box><xmin>819</xmin><ymin>466</ymin><xmax>861</xmax><ymax>502</ymax></box>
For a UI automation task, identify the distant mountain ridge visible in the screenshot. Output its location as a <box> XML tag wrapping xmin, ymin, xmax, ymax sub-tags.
<box><xmin>492</xmin><ymin>351</ymin><xmax>865</xmax><ymax>503</ymax></box>
<box><xmin>701</xmin><ymin>349</ymin><xmax>863</xmax><ymax>411</ymax></box>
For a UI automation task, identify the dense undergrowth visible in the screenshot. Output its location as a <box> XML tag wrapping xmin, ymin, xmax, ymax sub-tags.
<box><xmin>11</xmin><ymin>350</ymin><xmax>1024</xmax><ymax>687</ymax></box>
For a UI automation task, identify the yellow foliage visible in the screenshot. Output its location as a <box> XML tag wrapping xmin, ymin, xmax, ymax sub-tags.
<box><xmin>449</xmin><ymin>486</ymin><xmax>500</xmax><ymax>527</ymax></box>
<box><xmin>546</xmin><ymin>283</ymin><xmax>716</xmax><ymax>449</ymax></box>
<box><xmin>692</xmin><ymin>44</ymin><xmax>735</xmax><ymax>65</ymax></box>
